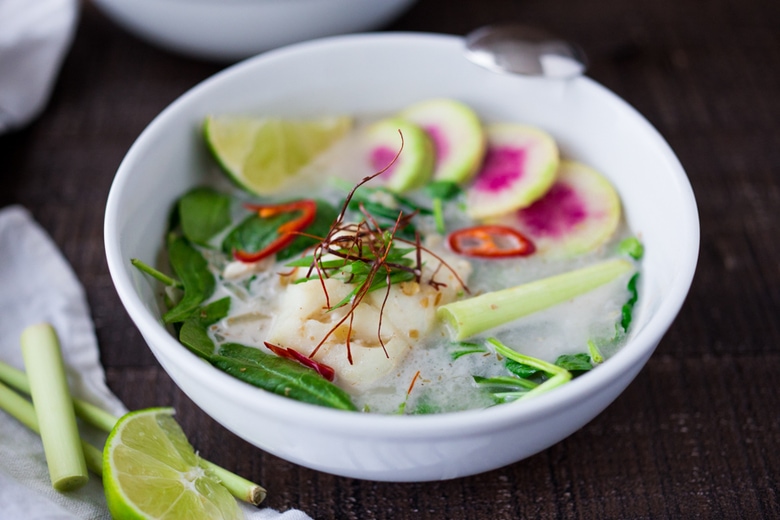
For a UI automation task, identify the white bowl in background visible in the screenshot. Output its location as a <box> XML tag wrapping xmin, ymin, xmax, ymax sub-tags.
<box><xmin>91</xmin><ymin>0</ymin><xmax>418</xmax><ymax>62</ymax></box>
<box><xmin>104</xmin><ymin>32</ymin><xmax>699</xmax><ymax>482</ymax></box>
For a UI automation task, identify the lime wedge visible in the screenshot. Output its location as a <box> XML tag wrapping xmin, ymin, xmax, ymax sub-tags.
<box><xmin>204</xmin><ymin>115</ymin><xmax>352</xmax><ymax>194</ymax></box>
<box><xmin>103</xmin><ymin>407</ymin><xmax>241</xmax><ymax>520</ymax></box>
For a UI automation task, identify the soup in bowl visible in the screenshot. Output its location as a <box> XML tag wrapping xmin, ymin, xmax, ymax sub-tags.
<box><xmin>104</xmin><ymin>32</ymin><xmax>698</xmax><ymax>481</ymax></box>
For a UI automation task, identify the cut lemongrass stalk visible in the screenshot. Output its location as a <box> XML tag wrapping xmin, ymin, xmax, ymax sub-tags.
<box><xmin>0</xmin><ymin>359</ymin><xmax>266</xmax><ymax>506</ymax></box>
<box><xmin>0</xmin><ymin>360</ymin><xmax>118</xmax><ymax>432</ymax></box>
<box><xmin>438</xmin><ymin>259</ymin><xmax>634</xmax><ymax>340</ymax></box>
<box><xmin>0</xmin><ymin>360</ymin><xmax>27</xmax><ymax>393</ymax></box>
<box><xmin>21</xmin><ymin>323</ymin><xmax>89</xmax><ymax>491</ymax></box>
<box><xmin>0</xmin><ymin>381</ymin><xmax>103</xmax><ymax>476</ymax></box>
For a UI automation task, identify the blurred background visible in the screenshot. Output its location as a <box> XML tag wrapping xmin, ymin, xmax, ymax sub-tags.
<box><xmin>1</xmin><ymin>0</ymin><xmax>778</xmax><ymax>517</ymax></box>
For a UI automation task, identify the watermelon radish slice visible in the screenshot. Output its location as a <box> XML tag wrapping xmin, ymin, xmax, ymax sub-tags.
<box><xmin>466</xmin><ymin>123</ymin><xmax>559</xmax><ymax>220</ymax></box>
<box><xmin>495</xmin><ymin>160</ymin><xmax>622</xmax><ymax>258</ymax></box>
<box><xmin>362</xmin><ymin>117</ymin><xmax>434</xmax><ymax>192</ymax></box>
<box><xmin>399</xmin><ymin>98</ymin><xmax>486</xmax><ymax>185</ymax></box>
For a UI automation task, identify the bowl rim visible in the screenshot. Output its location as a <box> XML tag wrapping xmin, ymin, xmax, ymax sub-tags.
<box><xmin>104</xmin><ymin>31</ymin><xmax>699</xmax><ymax>438</ymax></box>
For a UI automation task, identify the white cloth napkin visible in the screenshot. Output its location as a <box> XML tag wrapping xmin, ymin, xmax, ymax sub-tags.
<box><xmin>0</xmin><ymin>205</ymin><xmax>312</xmax><ymax>519</ymax></box>
<box><xmin>0</xmin><ymin>0</ymin><xmax>79</xmax><ymax>133</ymax></box>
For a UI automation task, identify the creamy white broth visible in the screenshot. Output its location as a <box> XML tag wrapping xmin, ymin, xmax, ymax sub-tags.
<box><xmin>198</xmin><ymin>175</ymin><xmax>635</xmax><ymax>414</ymax></box>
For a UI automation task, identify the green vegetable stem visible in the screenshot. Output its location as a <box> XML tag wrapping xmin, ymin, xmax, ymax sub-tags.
<box><xmin>0</xmin><ymin>358</ymin><xmax>266</xmax><ymax>506</ymax></box>
<box><xmin>437</xmin><ymin>258</ymin><xmax>635</xmax><ymax>340</ymax></box>
<box><xmin>20</xmin><ymin>324</ymin><xmax>88</xmax><ymax>491</ymax></box>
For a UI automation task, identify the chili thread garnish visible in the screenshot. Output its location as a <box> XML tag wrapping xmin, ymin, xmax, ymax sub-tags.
<box><xmin>282</xmin><ymin>132</ymin><xmax>469</xmax><ymax>367</ymax></box>
<box><xmin>407</xmin><ymin>370</ymin><xmax>422</xmax><ymax>396</ymax></box>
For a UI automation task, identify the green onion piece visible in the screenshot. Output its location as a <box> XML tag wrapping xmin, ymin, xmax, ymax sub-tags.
<box><xmin>0</xmin><ymin>381</ymin><xmax>104</xmax><ymax>476</ymax></box>
<box><xmin>20</xmin><ymin>323</ymin><xmax>89</xmax><ymax>491</ymax></box>
<box><xmin>438</xmin><ymin>259</ymin><xmax>634</xmax><ymax>340</ymax></box>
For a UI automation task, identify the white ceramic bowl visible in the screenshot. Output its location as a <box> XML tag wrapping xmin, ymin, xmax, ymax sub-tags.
<box><xmin>104</xmin><ymin>33</ymin><xmax>699</xmax><ymax>482</ymax></box>
<box><xmin>91</xmin><ymin>0</ymin><xmax>418</xmax><ymax>62</ymax></box>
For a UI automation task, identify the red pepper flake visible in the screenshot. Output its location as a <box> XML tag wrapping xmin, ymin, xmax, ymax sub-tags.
<box><xmin>448</xmin><ymin>225</ymin><xmax>535</xmax><ymax>258</ymax></box>
<box><xmin>264</xmin><ymin>341</ymin><xmax>336</xmax><ymax>381</ymax></box>
<box><xmin>406</xmin><ymin>370</ymin><xmax>422</xmax><ymax>396</ymax></box>
<box><xmin>234</xmin><ymin>199</ymin><xmax>317</xmax><ymax>263</ymax></box>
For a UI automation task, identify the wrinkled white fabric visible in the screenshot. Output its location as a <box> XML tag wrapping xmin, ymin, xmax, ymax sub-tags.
<box><xmin>0</xmin><ymin>206</ymin><xmax>311</xmax><ymax>519</ymax></box>
<box><xmin>0</xmin><ymin>0</ymin><xmax>78</xmax><ymax>133</ymax></box>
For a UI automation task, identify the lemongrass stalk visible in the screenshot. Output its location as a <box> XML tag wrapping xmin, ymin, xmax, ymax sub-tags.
<box><xmin>0</xmin><ymin>359</ymin><xmax>266</xmax><ymax>506</ymax></box>
<box><xmin>438</xmin><ymin>259</ymin><xmax>634</xmax><ymax>340</ymax></box>
<box><xmin>0</xmin><ymin>381</ymin><xmax>103</xmax><ymax>476</ymax></box>
<box><xmin>21</xmin><ymin>323</ymin><xmax>89</xmax><ymax>491</ymax></box>
<box><xmin>0</xmin><ymin>360</ymin><xmax>27</xmax><ymax>393</ymax></box>
<box><xmin>0</xmin><ymin>360</ymin><xmax>119</xmax><ymax>433</ymax></box>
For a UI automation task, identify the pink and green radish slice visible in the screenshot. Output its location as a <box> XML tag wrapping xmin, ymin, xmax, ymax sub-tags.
<box><xmin>399</xmin><ymin>98</ymin><xmax>486</xmax><ymax>185</ymax></box>
<box><xmin>363</xmin><ymin>117</ymin><xmax>434</xmax><ymax>192</ymax></box>
<box><xmin>496</xmin><ymin>160</ymin><xmax>622</xmax><ymax>258</ymax></box>
<box><xmin>466</xmin><ymin>123</ymin><xmax>559</xmax><ymax>220</ymax></box>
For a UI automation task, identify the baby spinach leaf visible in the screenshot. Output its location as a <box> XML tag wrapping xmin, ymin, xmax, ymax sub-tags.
<box><xmin>178</xmin><ymin>187</ymin><xmax>232</xmax><ymax>246</ymax></box>
<box><xmin>505</xmin><ymin>359</ymin><xmax>541</xmax><ymax>379</ymax></box>
<box><xmin>554</xmin><ymin>353</ymin><xmax>593</xmax><ymax>375</ymax></box>
<box><xmin>222</xmin><ymin>212</ymin><xmax>290</xmax><ymax>257</ymax></box>
<box><xmin>214</xmin><ymin>343</ymin><xmax>357</xmax><ymax>411</ymax></box>
<box><xmin>221</xmin><ymin>200</ymin><xmax>337</xmax><ymax>260</ymax></box>
<box><xmin>425</xmin><ymin>180</ymin><xmax>462</xmax><ymax>201</ymax></box>
<box><xmin>278</xmin><ymin>200</ymin><xmax>338</xmax><ymax>261</ymax></box>
<box><xmin>178</xmin><ymin>297</ymin><xmax>231</xmax><ymax>359</ymax></box>
<box><xmin>163</xmin><ymin>234</ymin><xmax>216</xmax><ymax>324</ymax></box>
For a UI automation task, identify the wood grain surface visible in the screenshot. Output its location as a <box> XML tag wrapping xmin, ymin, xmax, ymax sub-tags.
<box><xmin>2</xmin><ymin>0</ymin><xmax>778</xmax><ymax>517</ymax></box>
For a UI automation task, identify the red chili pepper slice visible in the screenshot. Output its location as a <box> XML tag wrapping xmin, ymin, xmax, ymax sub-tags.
<box><xmin>234</xmin><ymin>199</ymin><xmax>317</xmax><ymax>263</ymax></box>
<box><xmin>448</xmin><ymin>225</ymin><xmax>535</xmax><ymax>258</ymax></box>
<box><xmin>264</xmin><ymin>342</ymin><xmax>336</xmax><ymax>381</ymax></box>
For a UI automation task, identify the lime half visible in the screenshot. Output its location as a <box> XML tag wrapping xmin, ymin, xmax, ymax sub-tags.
<box><xmin>103</xmin><ymin>407</ymin><xmax>241</xmax><ymax>520</ymax></box>
<box><xmin>204</xmin><ymin>115</ymin><xmax>353</xmax><ymax>195</ymax></box>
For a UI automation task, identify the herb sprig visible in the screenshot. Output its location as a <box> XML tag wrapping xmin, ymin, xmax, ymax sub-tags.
<box><xmin>288</xmin><ymin>140</ymin><xmax>468</xmax><ymax>364</ymax></box>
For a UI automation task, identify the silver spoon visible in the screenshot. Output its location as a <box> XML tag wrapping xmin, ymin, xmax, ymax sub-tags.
<box><xmin>464</xmin><ymin>23</ymin><xmax>588</xmax><ymax>79</ymax></box>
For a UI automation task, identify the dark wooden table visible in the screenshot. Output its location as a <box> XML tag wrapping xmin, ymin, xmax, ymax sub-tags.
<box><xmin>3</xmin><ymin>0</ymin><xmax>779</xmax><ymax>517</ymax></box>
